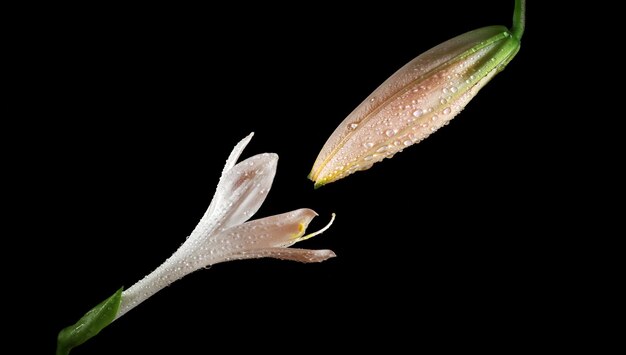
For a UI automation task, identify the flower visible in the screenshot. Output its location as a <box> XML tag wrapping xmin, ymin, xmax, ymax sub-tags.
<box><xmin>116</xmin><ymin>132</ymin><xmax>335</xmax><ymax>319</ymax></box>
<box><xmin>309</xmin><ymin>0</ymin><xmax>525</xmax><ymax>187</ymax></box>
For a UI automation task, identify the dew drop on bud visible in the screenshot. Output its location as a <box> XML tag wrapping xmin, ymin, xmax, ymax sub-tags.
<box><xmin>385</xmin><ymin>129</ymin><xmax>398</xmax><ymax>137</ymax></box>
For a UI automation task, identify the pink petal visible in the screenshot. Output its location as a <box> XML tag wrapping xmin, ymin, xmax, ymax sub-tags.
<box><xmin>227</xmin><ymin>248</ymin><xmax>336</xmax><ymax>263</ymax></box>
<box><xmin>209</xmin><ymin>208</ymin><xmax>319</xmax><ymax>250</ymax></box>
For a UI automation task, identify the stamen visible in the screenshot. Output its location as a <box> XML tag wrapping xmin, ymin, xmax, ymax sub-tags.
<box><xmin>296</xmin><ymin>213</ymin><xmax>336</xmax><ymax>242</ymax></box>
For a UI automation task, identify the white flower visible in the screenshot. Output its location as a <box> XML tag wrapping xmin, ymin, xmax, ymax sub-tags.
<box><xmin>116</xmin><ymin>133</ymin><xmax>335</xmax><ymax>319</ymax></box>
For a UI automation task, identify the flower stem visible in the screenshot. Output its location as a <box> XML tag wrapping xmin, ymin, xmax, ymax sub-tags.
<box><xmin>511</xmin><ymin>0</ymin><xmax>526</xmax><ymax>41</ymax></box>
<box><xmin>116</xmin><ymin>252</ymin><xmax>189</xmax><ymax>319</ymax></box>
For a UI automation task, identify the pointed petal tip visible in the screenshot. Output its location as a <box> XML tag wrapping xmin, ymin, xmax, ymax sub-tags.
<box><xmin>306</xmin><ymin>249</ymin><xmax>337</xmax><ymax>262</ymax></box>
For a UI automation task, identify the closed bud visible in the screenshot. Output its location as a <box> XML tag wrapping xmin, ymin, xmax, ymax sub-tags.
<box><xmin>310</xmin><ymin>0</ymin><xmax>525</xmax><ymax>187</ymax></box>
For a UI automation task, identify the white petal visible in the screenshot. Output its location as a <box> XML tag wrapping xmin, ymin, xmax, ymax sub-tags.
<box><xmin>227</xmin><ymin>248</ymin><xmax>336</xmax><ymax>263</ymax></box>
<box><xmin>186</xmin><ymin>152</ymin><xmax>278</xmax><ymax>246</ymax></box>
<box><xmin>204</xmin><ymin>132</ymin><xmax>254</xmax><ymax>224</ymax></box>
<box><xmin>222</xmin><ymin>132</ymin><xmax>254</xmax><ymax>176</ymax></box>
<box><xmin>213</xmin><ymin>153</ymin><xmax>278</xmax><ymax>229</ymax></box>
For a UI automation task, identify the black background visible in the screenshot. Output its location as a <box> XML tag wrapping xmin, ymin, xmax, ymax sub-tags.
<box><xmin>18</xmin><ymin>1</ymin><xmax>564</xmax><ymax>353</ymax></box>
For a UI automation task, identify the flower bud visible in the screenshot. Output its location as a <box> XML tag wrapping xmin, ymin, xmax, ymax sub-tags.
<box><xmin>310</xmin><ymin>1</ymin><xmax>524</xmax><ymax>187</ymax></box>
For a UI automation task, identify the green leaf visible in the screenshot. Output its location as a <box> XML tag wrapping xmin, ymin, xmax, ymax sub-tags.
<box><xmin>56</xmin><ymin>287</ymin><xmax>123</xmax><ymax>355</ymax></box>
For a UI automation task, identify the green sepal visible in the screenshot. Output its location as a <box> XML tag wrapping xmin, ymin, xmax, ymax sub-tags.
<box><xmin>56</xmin><ymin>287</ymin><xmax>123</xmax><ymax>355</ymax></box>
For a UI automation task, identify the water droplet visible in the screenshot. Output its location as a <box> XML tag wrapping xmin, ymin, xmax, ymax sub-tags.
<box><xmin>440</xmin><ymin>98</ymin><xmax>448</xmax><ymax>105</ymax></box>
<box><xmin>412</xmin><ymin>109</ymin><xmax>423</xmax><ymax>118</ymax></box>
<box><xmin>432</xmin><ymin>115</ymin><xmax>438</xmax><ymax>121</ymax></box>
<box><xmin>363</xmin><ymin>142</ymin><xmax>374</xmax><ymax>148</ymax></box>
<box><xmin>376</xmin><ymin>146</ymin><xmax>388</xmax><ymax>153</ymax></box>
<box><xmin>363</xmin><ymin>155</ymin><xmax>374</xmax><ymax>161</ymax></box>
<box><xmin>403</xmin><ymin>140</ymin><xmax>412</xmax><ymax>146</ymax></box>
<box><xmin>443</xmin><ymin>107</ymin><xmax>451</xmax><ymax>115</ymax></box>
<box><xmin>430</xmin><ymin>127</ymin><xmax>436</xmax><ymax>132</ymax></box>
<box><xmin>349</xmin><ymin>122</ymin><xmax>359</xmax><ymax>129</ymax></box>
<box><xmin>370</xmin><ymin>98</ymin><xmax>375</xmax><ymax>102</ymax></box>
<box><xmin>385</xmin><ymin>129</ymin><xmax>398</xmax><ymax>137</ymax></box>
<box><xmin>450</xmin><ymin>86</ymin><xmax>458</xmax><ymax>93</ymax></box>
<box><xmin>442</xmin><ymin>88</ymin><xmax>449</xmax><ymax>94</ymax></box>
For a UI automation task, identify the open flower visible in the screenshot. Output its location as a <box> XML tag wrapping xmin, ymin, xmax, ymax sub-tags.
<box><xmin>57</xmin><ymin>133</ymin><xmax>335</xmax><ymax>355</ymax></box>
<box><xmin>117</xmin><ymin>132</ymin><xmax>336</xmax><ymax>318</ymax></box>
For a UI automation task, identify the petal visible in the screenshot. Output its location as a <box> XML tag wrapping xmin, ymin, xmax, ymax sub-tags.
<box><xmin>222</xmin><ymin>132</ymin><xmax>254</xmax><ymax>176</ymax></box>
<box><xmin>208</xmin><ymin>208</ymin><xmax>319</xmax><ymax>250</ymax></box>
<box><xmin>227</xmin><ymin>248</ymin><xmax>336</xmax><ymax>263</ymax></box>
<box><xmin>186</xmin><ymin>152</ymin><xmax>278</xmax><ymax>245</ymax></box>
<box><xmin>212</xmin><ymin>153</ymin><xmax>278</xmax><ymax>229</ymax></box>
<box><xmin>188</xmin><ymin>210</ymin><xmax>335</xmax><ymax>266</ymax></box>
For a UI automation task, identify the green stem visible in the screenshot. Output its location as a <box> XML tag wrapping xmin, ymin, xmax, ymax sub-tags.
<box><xmin>511</xmin><ymin>0</ymin><xmax>526</xmax><ymax>40</ymax></box>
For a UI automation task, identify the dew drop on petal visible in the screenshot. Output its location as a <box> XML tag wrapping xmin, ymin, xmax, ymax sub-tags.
<box><xmin>349</xmin><ymin>122</ymin><xmax>359</xmax><ymax>129</ymax></box>
<box><xmin>450</xmin><ymin>86</ymin><xmax>458</xmax><ymax>93</ymax></box>
<box><xmin>412</xmin><ymin>109</ymin><xmax>423</xmax><ymax>118</ymax></box>
<box><xmin>363</xmin><ymin>142</ymin><xmax>374</xmax><ymax>148</ymax></box>
<box><xmin>443</xmin><ymin>107</ymin><xmax>451</xmax><ymax>115</ymax></box>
